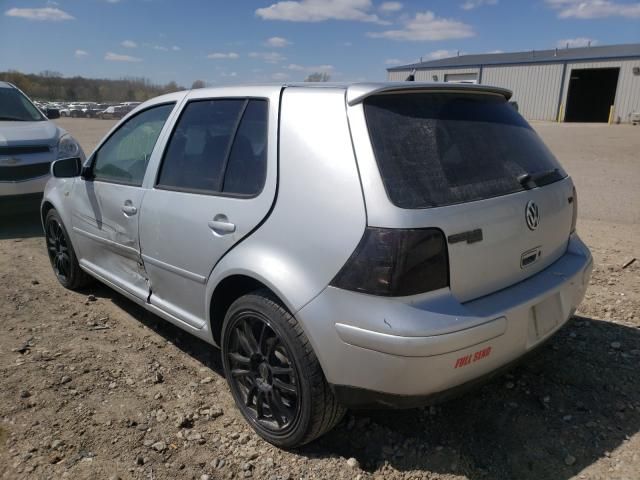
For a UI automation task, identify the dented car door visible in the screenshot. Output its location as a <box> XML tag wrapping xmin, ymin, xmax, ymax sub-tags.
<box><xmin>69</xmin><ymin>103</ymin><xmax>176</xmax><ymax>300</ymax></box>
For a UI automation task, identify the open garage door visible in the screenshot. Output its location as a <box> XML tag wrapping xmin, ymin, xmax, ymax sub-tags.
<box><xmin>565</xmin><ymin>68</ymin><xmax>619</xmax><ymax>123</ymax></box>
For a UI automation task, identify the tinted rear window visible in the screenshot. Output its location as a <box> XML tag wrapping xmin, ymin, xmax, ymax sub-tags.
<box><xmin>364</xmin><ymin>93</ymin><xmax>566</xmax><ymax>209</ymax></box>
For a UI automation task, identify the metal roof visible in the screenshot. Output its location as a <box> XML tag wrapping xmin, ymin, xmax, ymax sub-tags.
<box><xmin>387</xmin><ymin>43</ymin><xmax>640</xmax><ymax>72</ymax></box>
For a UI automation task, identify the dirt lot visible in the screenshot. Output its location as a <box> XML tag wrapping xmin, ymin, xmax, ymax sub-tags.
<box><xmin>1</xmin><ymin>118</ymin><xmax>639</xmax><ymax>480</ymax></box>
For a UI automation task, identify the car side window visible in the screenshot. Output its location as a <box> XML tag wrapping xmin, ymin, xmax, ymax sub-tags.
<box><xmin>157</xmin><ymin>98</ymin><xmax>268</xmax><ymax>196</ymax></box>
<box><xmin>92</xmin><ymin>103</ymin><xmax>174</xmax><ymax>186</ymax></box>
<box><xmin>223</xmin><ymin>100</ymin><xmax>268</xmax><ymax>195</ymax></box>
<box><xmin>157</xmin><ymin>100</ymin><xmax>245</xmax><ymax>192</ymax></box>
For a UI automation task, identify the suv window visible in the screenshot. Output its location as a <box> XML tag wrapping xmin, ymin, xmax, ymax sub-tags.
<box><xmin>157</xmin><ymin>99</ymin><xmax>268</xmax><ymax>196</ymax></box>
<box><xmin>364</xmin><ymin>93</ymin><xmax>566</xmax><ymax>209</ymax></box>
<box><xmin>92</xmin><ymin>103</ymin><xmax>174</xmax><ymax>186</ymax></box>
<box><xmin>0</xmin><ymin>85</ymin><xmax>45</xmax><ymax>122</ymax></box>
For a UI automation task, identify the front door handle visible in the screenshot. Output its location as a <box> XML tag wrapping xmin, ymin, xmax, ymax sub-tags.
<box><xmin>122</xmin><ymin>201</ymin><xmax>137</xmax><ymax>216</ymax></box>
<box><xmin>208</xmin><ymin>214</ymin><xmax>236</xmax><ymax>235</ymax></box>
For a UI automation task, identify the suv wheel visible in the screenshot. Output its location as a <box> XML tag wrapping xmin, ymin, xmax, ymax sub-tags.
<box><xmin>221</xmin><ymin>290</ymin><xmax>345</xmax><ymax>448</ymax></box>
<box><xmin>45</xmin><ymin>209</ymin><xmax>92</xmax><ymax>290</ymax></box>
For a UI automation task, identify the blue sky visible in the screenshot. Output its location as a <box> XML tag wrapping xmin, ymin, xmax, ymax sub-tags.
<box><xmin>1</xmin><ymin>0</ymin><xmax>639</xmax><ymax>86</ymax></box>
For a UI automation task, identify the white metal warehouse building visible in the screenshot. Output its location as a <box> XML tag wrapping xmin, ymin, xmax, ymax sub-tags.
<box><xmin>387</xmin><ymin>43</ymin><xmax>640</xmax><ymax>123</ymax></box>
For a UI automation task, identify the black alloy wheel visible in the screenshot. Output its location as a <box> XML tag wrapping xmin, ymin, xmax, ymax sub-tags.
<box><xmin>221</xmin><ymin>291</ymin><xmax>345</xmax><ymax>448</ymax></box>
<box><xmin>46</xmin><ymin>215</ymin><xmax>71</xmax><ymax>284</ymax></box>
<box><xmin>226</xmin><ymin>311</ymin><xmax>301</xmax><ymax>433</ymax></box>
<box><xmin>44</xmin><ymin>209</ymin><xmax>91</xmax><ymax>290</ymax></box>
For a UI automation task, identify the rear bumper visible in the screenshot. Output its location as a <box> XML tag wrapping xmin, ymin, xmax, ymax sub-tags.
<box><xmin>297</xmin><ymin>234</ymin><xmax>592</xmax><ymax>404</ymax></box>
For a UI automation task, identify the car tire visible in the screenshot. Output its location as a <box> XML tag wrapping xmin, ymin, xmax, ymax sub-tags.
<box><xmin>44</xmin><ymin>209</ymin><xmax>92</xmax><ymax>290</ymax></box>
<box><xmin>221</xmin><ymin>290</ymin><xmax>345</xmax><ymax>448</ymax></box>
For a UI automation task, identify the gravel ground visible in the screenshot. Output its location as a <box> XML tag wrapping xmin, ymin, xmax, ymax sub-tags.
<box><xmin>0</xmin><ymin>119</ymin><xmax>638</xmax><ymax>480</ymax></box>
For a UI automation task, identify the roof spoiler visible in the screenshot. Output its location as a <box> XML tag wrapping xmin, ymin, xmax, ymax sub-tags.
<box><xmin>346</xmin><ymin>82</ymin><xmax>512</xmax><ymax>106</ymax></box>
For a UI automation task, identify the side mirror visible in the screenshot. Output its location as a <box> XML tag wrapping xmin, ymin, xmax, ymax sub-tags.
<box><xmin>51</xmin><ymin>157</ymin><xmax>81</xmax><ymax>178</ymax></box>
<box><xmin>46</xmin><ymin>108</ymin><xmax>60</xmax><ymax>119</ymax></box>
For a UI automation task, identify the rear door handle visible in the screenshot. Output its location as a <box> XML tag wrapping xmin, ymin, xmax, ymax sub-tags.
<box><xmin>122</xmin><ymin>201</ymin><xmax>137</xmax><ymax>216</ymax></box>
<box><xmin>208</xmin><ymin>215</ymin><xmax>236</xmax><ymax>235</ymax></box>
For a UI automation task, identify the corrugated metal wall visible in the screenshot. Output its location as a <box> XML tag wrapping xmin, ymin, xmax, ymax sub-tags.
<box><xmin>388</xmin><ymin>67</ymin><xmax>479</xmax><ymax>82</ymax></box>
<box><xmin>560</xmin><ymin>59</ymin><xmax>640</xmax><ymax>122</ymax></box>
<box><xmin>387</xmin><ymin>57</ymin><xmax>640</xmax><ymax>122</ymax></box>
<box><xmin>482</xmin><ymin>64</ymin><xmax>563</xmax><ymax>121</ymax></box>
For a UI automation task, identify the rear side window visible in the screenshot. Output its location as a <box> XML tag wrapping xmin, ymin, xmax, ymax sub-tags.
<box><xmin>364</xmin><ymin>93</ymin><xmax>566</xmax><ymax>209</ymax></box>
<box><xmin>223</xmin><ymin>100</ymin><xmax>268</xmax><ymax>195</ymax></box>
<box><xmin>157</xmin><ymin>98</ymin><xmax>268</xmax><ymax>196</ymax></box>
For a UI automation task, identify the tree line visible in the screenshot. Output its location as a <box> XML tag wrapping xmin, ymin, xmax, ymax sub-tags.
<box><xmin>0</xmin><ymin>70</ymin><xmax>185</xmax><ymax>103</ymax></box>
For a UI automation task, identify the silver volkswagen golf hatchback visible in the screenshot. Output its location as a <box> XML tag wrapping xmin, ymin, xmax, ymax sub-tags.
<box><xmin>42</xmin><ymin>82</ymin><xmax>593</xmax><ymax>447</ymax></box>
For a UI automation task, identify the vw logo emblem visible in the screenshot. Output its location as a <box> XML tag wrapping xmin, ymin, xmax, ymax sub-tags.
<box><xmin>525</xmin><ymin>201</ymin><xmax>540</xmax><ymax>231</ymax></box>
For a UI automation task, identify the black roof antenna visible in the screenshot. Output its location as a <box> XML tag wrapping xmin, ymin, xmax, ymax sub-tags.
<box><xmin>406</xmin><ymin>69</ymin><xmax>416</xmax><ymax>81</ymax></box>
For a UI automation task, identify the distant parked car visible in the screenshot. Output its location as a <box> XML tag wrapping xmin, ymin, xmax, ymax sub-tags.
<box><xmin>36</xmin><ymin>103</ymin><xmax>61</xmax><ymax>119</ymax></box>
<box><xmin>0</xmin><ymin>81</ymin><xmax>84</xmax><ymax>209</ymax></box>
<box><xmin>59</xmin><ymin>104</ymin><xmax>87</xmax><ymax>118</ymax></box>
<box><xmin>97</xmin><ymin>105</ymin><xmax>128</xmax><ymax>120</ymax></box>
<box><xmin>82</xmin><ymin>104</ymin><xmax>104</xmax><ymax>118</ymax></box>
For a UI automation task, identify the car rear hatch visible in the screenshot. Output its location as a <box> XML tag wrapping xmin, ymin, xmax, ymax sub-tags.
<box><xmin>346</xmin><ymin>84</ymin><xmax>575</xmax><ymax>302</ymax></box>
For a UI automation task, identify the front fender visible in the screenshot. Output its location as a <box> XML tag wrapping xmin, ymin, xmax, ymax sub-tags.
<box><xmin>41</xmin><ymin>177</ymin><xmax>77</xmax><ymax>232</ymax></box>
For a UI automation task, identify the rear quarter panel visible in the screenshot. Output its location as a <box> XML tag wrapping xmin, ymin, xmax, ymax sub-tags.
<box><xmin>206</xmin><ymin>87</ymin><xmax>366</xmax><ymax>334</ymax></box>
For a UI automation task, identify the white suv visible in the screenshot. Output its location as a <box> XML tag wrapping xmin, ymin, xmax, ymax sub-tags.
<box><xmin>41</xmin><ymin>82</ymin><xmax>592</xmax><ymax>447</ymax></box>
<box><xmin>0</xmin><ymin>81</ymin><xmax>84</xmax><ymax>209</ymax></box>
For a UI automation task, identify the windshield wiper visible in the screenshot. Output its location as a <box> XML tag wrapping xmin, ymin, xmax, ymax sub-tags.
<box><xmin>0</xmin><ymin>116</ymin><xmax>28</xmax><ymax>121</ymax></box>
<box><xmin>517</xmin><ymin>168</ymin><xmax>559</xmax><ymax>189</ymax></box>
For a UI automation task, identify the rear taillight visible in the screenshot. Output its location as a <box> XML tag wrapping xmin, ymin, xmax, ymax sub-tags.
<box><xmin>570</xmin><ymin>186</ymin><xmax>578</xmax><ymax>234</ymax></box>
<box><xmin>330</xmin><ymin>227</ymin><xmax>449</xmax><ymax>296</ymax></box>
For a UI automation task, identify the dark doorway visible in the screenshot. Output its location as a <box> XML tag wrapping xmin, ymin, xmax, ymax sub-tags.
<box><xmin>565</xmin><ymin>68</ymin><xmax>619</xmax><ymax>122</ymax></box>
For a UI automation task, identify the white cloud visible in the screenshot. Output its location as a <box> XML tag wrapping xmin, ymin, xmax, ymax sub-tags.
<box><xmin>380</xmin><ymin>2</ymin><xmax>403</xmax><ymax>12</ymax></box>
<box><xmin>546</xmin><ymin>0</ymin><xmax>640</xmax><ymax>18</ymax></box>
<box><xmin>368</xmin><ymin>11</ymin><xmax>474</xmax><ymax>41</ymax></box>
<box><xmin>385</xmin><ymin>58</ymin><xmax>405</xmax><ymax>65</ymax></box>
<box><xmin>105</xmin><ymin>52</ymin><xmax>142</xmax><ymax>62</ymax></box>
<box><xmin>425</xmin><ymin>49</ymin><xmax>457</xmax><ymax>59</ymax></box>
<box><xmin>75</xmin><ymin>49</ymin><xmax>89</xmax><ymax>58</ymax></box>
<box><xmin>121</xmin><ymin>40</ymin><xmax>137</xmax><ymax>48</ymax></box>
<box><xmin>256</xmin><ymin>0</ymin><xmax>385</xmax><ymax>23</ymax></box>
<box><xmin>171</xmin><ymin>45</ymin><xmax>181</xmax><ymax>51</ymax></box>
<box><xmin>4</xmin><ymin>7</ymin><xmax>74</xmax><ymax>21</ymax></box>
<box><xmin>557</xmin><ymin>37</ymin><xmax>598</xmax><ymax>47</ymax></box>
<box><xmin>153</xmin><ymin>45</ymin><xmax>169</xmax><ymax>51</ymax></box>
<box><xmin>285</xmin><ymin>63</ymin><xmax>334</xmax><ymax>72</ymax></box>
<box><xmin>265</xmin><ymin>36</ymin><xmax>291</xmax><ymax>47</ymax></box>
<box><xmin>461</xmin><ymin>0</ymin><xmax>497</xmax><ymax>10</ymax></box>
<box><xmin>271</xmin><ymin>72</ymin><xmax>290</xmax><ymax>80</ymax></box>
<box><xmin>286</xmin><ymin>64</ymin><xmax>306</xmax><ymax>71</ymax></box>
<box><xmin>207</xmin><ymin>52</ymin><xmax>240</xmax><ymax>59</ymax></box>
<box><xmin>249</xmin><ymin>51</ymin><xmax>287</xmax><ymax>63</ymax></box>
